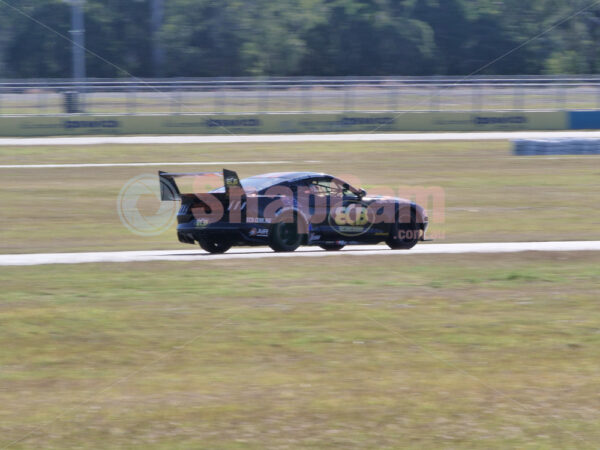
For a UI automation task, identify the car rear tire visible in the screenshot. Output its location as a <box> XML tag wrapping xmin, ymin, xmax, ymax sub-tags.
<box><xmin>269</xmin><ymin>221</ymin><xmax>303</xmax><ymax>252</ymax></box>
<box><xmin>199</xmin><ymin>238</ymin><xmax>232</xmax><ymax>254</ymax></box>
<box><xmin>319</xmin><ymin>244</ymin><xmax>345</xmax><ymax>251</ymax></box>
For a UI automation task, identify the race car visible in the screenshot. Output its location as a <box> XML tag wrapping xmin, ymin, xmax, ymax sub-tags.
<box><xmin>159</xmin><ymin>169</ymin><xmax>428</xmax><ymax>254</ymax></box>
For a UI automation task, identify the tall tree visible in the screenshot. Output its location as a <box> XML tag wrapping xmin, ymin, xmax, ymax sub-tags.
<box><xmin>4</xmin><ymin>0</ymin><xmax>71</xmax><ymax>78</ymax></box>
<box><xmin>1</xmin><ymin>0</ymin><xmax>600</xmax><ymax>78</ymax></box>
<box><xmin>160</xmin><ymin>0</ymin><xmax>245</xmax><ymax>76</ymax></box>
<box><xmin>84</xmin><ymin>0</ymin><xmax>153</xmax><ymax>77</ymax></box>
<box><xmin>298</xmin><ymin>0</ymin><xmax>434</xmax><ymax>75</ymax></box>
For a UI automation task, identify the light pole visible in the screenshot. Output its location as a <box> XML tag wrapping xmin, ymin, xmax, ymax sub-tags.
<box><xmin>67</xmin><ymin>0</ymin><xmax>86</xmax><ymax>112</ymax></box>
<box><xmin>151</xmin><ymin>0</ymin><xmax>165</xmax><ymax>77</ymax></box>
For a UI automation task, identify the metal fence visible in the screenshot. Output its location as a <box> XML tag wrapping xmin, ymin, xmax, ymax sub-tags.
<box><xmin>1</xmin><ymin>76</ymin><xmax>600</xmax><ymax>116</ymax></box>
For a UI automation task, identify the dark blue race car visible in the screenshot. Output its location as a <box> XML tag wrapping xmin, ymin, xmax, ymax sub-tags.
<box><xmin>159</xmin><ymin>169</ymin><xmax>428</xmax><ymax>254</ymax></box>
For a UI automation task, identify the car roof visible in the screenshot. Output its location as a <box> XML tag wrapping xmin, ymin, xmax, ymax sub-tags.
<box><xmin>247</xmin><ymin>172</ymin><xmax>331</xmax><ymax>183</ymax></box>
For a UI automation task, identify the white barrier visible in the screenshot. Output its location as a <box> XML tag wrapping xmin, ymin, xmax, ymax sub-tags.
<box><xmin>513</xmin><ymin>139</ymin><xmax>600</xmax><ymax>155</ymax></box>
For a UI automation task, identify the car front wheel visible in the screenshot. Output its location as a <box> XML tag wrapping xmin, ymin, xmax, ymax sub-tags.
<box><xmin>386</xmin><ymin>227</ymin><xmax>420</xmax><ymax>250</ymax></box>
<box><xmin>386</xmin><ymin>207</ymin><xmax>421</xmax><ymax>250</ymax></box>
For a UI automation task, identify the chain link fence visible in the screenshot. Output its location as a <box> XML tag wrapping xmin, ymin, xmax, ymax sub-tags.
<box><xmin>1</xmin><ymin>76</ymin><xmax>600</xmax><ymax>116</ymax></box>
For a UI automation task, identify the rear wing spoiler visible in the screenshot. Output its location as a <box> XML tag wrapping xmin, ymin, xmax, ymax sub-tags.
<box><xmin>158</xmin><ymin>169</ymin><xmax>243</xmax><ymax>201</ymax></box>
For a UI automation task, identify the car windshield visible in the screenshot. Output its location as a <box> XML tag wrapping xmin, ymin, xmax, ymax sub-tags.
<box><xmin>211</xmin><ymin>175</ymin><xmax>288</xmax><ymax>193</ymax></box>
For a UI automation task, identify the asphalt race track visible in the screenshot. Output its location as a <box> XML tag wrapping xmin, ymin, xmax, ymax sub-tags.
<box><xmin>2</xmin><ymin>131</ymin><xmax>600</xmax><ymax>146</ymax></box>
<box><xmin>2</xmin><ymin>241</ymin><xmax>599</xmax><ymax>266</ymax></box>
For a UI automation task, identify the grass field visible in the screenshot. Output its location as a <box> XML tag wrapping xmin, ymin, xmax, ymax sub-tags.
<box><xmin>1</xmin><ymin>140</ymin><xmax>599</xmax><ymax>254</ymax></box>
<box><xmin>1</xmin><ymin>139</ymin><xmax>599</xmax><ymax>448</ymax></box>
<box><xmin>1</xmin><ymin>252</ymin><xmax>599</xmax><ymax>448</ymax></box>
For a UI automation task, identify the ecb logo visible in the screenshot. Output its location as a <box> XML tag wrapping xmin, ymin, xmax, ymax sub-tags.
<box><xmin>329</xmin><ymin>203</ymin><xmax>373</xmax><ymax>236</ymax></box>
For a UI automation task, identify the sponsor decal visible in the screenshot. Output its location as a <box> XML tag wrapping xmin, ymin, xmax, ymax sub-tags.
<box><xmin>340</xmin><ymin>117</ymin><xmax>394</xmax><ymax>126</ymax></box>
<box><xmin>473</xmin><ymin>116</ymin><xmax>527</xmax><ymax>125</ymax></box>
<box><xmin>331</xmin><ymin>204</ymin><xmax>370</xmax><ymax>226</ymax></box>
<box><xmin>328</xmin><ymin>203</ymin><xmax>374</xmax><ymax>237</ymax></box>
<box><xmin>299</xmin><ymin>116</ymin><xmax>394</xmax><ymax>129</ymax></box>
<box><xmin>247</xmin><ymin>217</ymin><xmax>272</xmax><ymax>224</ymax></box>
<box><xmin>206</xmin><ymin>119</ymin><xmax>260</xmax><ymax>128</ymax></box>
<box><xmin>195</xmin><ymin>218</ymin><xmax>209</xmax><ymax>228</ymax></box>
<box><xmin>64</xmin><ymin>120</ymin><xmax>119</xmax><ymax>129</ymax></box>
<box><xmin>249</xmin><ymin>227</ymin><xmax>268</xmax><ymax>237</ymax></box>
<box><xmin>338</xmin><ymin>226</ymin><xmax>365</xmax><ymax>233</ymax></box>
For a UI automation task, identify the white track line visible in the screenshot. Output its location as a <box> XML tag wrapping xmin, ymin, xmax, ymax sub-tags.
<box><xmin>2</xmin><ymin>131</ymin><xmax>600</xmax><ymax>146</ymax></box>
<box><xmin>2</xmin><ymin>241</ymin><xmax>599</xmax><ymax>266</ymax></box>
<box><xmin>0</xmin><ymin>160</ymin><xmax>297</xmax><ymax>169</ymax></box>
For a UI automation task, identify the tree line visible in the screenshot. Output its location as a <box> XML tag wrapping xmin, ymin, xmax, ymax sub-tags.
<box><xmin>1</xmin><ymin>0</ymin><xmax>600</xmax><ymax>78</ymax></box>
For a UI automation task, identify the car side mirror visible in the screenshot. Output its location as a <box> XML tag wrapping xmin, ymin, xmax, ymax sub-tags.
<box><xmin>358</xmin><ymin>189</ymin><xmax>367</xmax><ymax>198</ymax></box>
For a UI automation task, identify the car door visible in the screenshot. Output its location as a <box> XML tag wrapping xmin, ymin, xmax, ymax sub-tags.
<box><xmin>327</xmin><ymin>178</ymin><xmax>373</xmax><ymax>239</ymax></box>
<box><xmin>292</xmin><ymin>177</ymin><xmax>332</xmax><ymax>238</ymax></box>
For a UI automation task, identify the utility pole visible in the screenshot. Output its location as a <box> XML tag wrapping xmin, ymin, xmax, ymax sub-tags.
<box><xmin>68</xmin><ymin>0</ymin><xmax>86</xmax><ymax>111</ymax></box>
<box><xmin>151</xmin><ymin>0</ymin><xmax>165</xmax><ymax>77</ymax></box>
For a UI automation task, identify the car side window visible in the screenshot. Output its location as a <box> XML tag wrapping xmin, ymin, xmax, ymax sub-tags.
<box><xmin>329</xmin><ymin>178</ymin><xmax>359</xmax><ymax>199</ymax></box>
<box><xmin>343</xmin><ymin>187</ymin><xmax>359</xmax><ymax>199</ymax></box>
<box><xmin>309</xmin><ymin>179</ymin><xmax>331</xmax><ymax>196</ymax></box>
<box><xmin>328</xmin><ymin>179</ymin><xmax>355</xmax><ymax>199</ymax></box>
<box><xmin>294</xmin><ymin>182</ymin><xmax>311</xmax><ymax>196</ymax></box>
